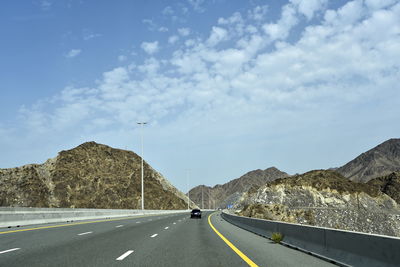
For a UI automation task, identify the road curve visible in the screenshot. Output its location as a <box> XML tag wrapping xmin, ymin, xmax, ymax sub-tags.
<box><xmin>0</xmin><ymin>211</ymin><xmax>335</xmax><ymax>266</ymax></box>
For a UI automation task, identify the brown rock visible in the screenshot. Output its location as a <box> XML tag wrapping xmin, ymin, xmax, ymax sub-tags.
<box><xmin>0</xmin><ymin>142</ymin><xmax>192</xmax><ymax>209</ymax></box>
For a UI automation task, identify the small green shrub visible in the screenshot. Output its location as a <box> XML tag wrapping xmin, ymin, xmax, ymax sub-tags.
<box><xmin>271</xmin><ymin>232</ymin><xmax>284</xmax><ymax>243</ymax></box>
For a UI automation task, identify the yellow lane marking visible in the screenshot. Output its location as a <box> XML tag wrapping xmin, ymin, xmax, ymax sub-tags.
<box><xmin>0</xmin><ymin>213</ymin><xmax>166</xmax><ymax>235</ymax></box>
<box><xmin>208</xmin><ymin>212</ymin><xmax>259</xmax><ymax>267</ymax></box>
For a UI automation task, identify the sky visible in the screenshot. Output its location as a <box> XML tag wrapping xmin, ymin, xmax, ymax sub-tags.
<box><xmin>1</xmin><ymin>0</ymin><xmax>399</xmax><ymax>192</ymax></box>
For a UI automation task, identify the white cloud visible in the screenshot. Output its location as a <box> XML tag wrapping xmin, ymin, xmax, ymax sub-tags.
<box><xmin>142</xmin><ymin>19</ymin><xmax>157</xmax><ymax>31</ymax></box>
<box><xmin>247</xmin><ymin>5</ymin><xmax>268</xmax><ymax>21</ymax></box>
<box><xmin>118</xmin><ymin>55</ymin><xmax>127</xmax><ymax>62</ymax></box>
<box><xmin>185</xmin><ymin>39</ymin><xmax>197</xmax><ymax>47</ymax></box>
<box><xmin>39</xmin><ymin>0</ymin><xmax>52</xmax><ymax>10</ymax></box>
<box><xmin>331</xmin><ymin>0</ymin><xmax>365</xmax><ymax>26</ymax></box>
<box><xmin>290</xmin><ymin>0</ymin><xmax>328</xmax><ymax>20</ymax></box>
<box><xmin>178</xmin><ymin>27</ymin><xmax>191</xmax><ymax>36</ymax></box>
<box><xmin>246</xmin><ymin>25</ymin><xmax>258</xmax><ymax>34</ymax></box>
<box><xmin>218</xmin><ymin>12</ymin><xmax>243</xmax><ymax>25</ymax></box>
<box><xmin>262</xmin><ymin>0</ymin><xmax>328</xmax><ymax>41</ymax></box>
<box><xmin>181</xmin><ymin>6</ymin><xmax>189</xmax><ymax>15</ymax></box>
<box><xmin>206</xmin><ymin>26</ymin><xmax>229</xmax><ymax>46</ymax></box>
<box><xmin>8</xmin><ymin>1</ymin><xmax>400</xmax><ymax>187</ymax></box>
<box><xmin>83</xmin><ymin>33</ymin><xmax>102</xmax><ymax>41</ymax></box>
<box><xmin>188</xmin><ymin>0</ymin><xmax>205</xmax><ymax>13</ymax></box>
<box><xmin>168</xmin><ymin>35</ymin><xmax>179</xmax><ymax>44</ymax></box>
<box><xmin>365</xmin><ymin>0</ymin><xmax>397</xmax><ymax>10</ymax></box>
<box><xmin>162</xmin><ymin>6</ymin><xmax>174</xmax><ymax>15</ymax></box>
<box><xmin>158</xmin><ymin>27</ymin><xmax>169</xmax><ymax>32</ymax></box>
<box><xmin>263</xmin><ymin>4</ymin><xmax>298</xmax><ymax>41</ymax></box>
<box><xmin>217</xmin><ymin>12</ymin><xmax>245</xmax><ymax>37</ymax></box>
<box><xmin>65</xmin><ymin>49</ymin><xmax>81</xmax><ymax>58</ymax></box>
<box><xmin>138</xmin><ymin>58</ymin><xmax>160</xmax><ymax>75</ymax></box>
<box><xmin>141</xmin><ymin>41</ymin><xmax>159</xmax><ymax>54</ymax></box>
<box><xmin>28</xmin><ymin>2</ymin><xmax>400</xmax><ymax>132</ymax></box>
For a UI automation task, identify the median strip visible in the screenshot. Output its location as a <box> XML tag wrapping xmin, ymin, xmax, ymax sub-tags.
<box><xmin>208</xmin><ymin>212</ymin><xmax>259</xmax><ymax>267</ymax></box>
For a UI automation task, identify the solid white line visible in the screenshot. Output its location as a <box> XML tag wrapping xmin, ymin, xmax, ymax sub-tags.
<box><xmin>116</xmin><ymin>250</ymin><xmax>134</xmax><ymax>261</ymax></box>
<box><xmin>0</xmin><ymin>248</ymin><xmax>20</xmax><ymax>254</ymax></box>
<box><xmin>78</xmin><ymin>231</ymin><xmax>92</xmax><ymax>236</ymax></box>
<box><xmin>151</xmin><ymin>234</ymin><xmax>158</xmax><ymax>238</ymax></box>
<box><xmin>164</xmin><ymin>227</ymin><xmax>169</xmax><ymax>229</ymax></box>
<box><xmin>116</xmin><ymin>225</ymin><xmax>123</xmax><ymax>228</ymax></box>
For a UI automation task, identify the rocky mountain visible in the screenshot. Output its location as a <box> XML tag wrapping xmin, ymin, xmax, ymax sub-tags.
<box><xmin>0</xmin><ymin>142</ymin><xmax>195</xmax><ymax>210</ymax></box>
<box><xmin>367</xmin><ymin>172</ymin><xmax>400</xmax><ymax>204</ymax></box>
<box><xmin>189</xmin><ymin>167</ymin><xmax>288</xmax><ymax>209</ymax></box>
<box><xmin>237</xmin><ymin>170</ymin><xmax>400</xmax><ymax>237</ymax></box>
<box><xmin>337</xmin><ymin>138</ymin><xmax>400</xmax><ymax>182</ymax></box>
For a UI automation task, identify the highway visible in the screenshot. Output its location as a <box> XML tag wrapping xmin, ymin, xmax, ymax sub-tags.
<box><xmin>0</xmin><ymin>211</ymin><xmax>336</xmax><ymax>266</ymax></box>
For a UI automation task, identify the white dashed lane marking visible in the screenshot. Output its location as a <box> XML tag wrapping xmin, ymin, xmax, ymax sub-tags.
<box><xmin>0</xmin><ymin>248</ymin><xmax>20</xmax><ymax>254</ymax></box>
<box><xmin>151</xmin><ymin>234</ymin><xmax>158</xmax><ymax>238</ymax></box>
<box><xmin>116</xmin><ymin>225</ymin><xmax>123</xmax><ymax>228</ymax></box>
<box><xmin>136</xmin><ymin>221</ymin><xmax>141</xmax><ymax>223</ymax></box>
<box><xmin>164</xmin><ymin>227</ymin><xmax>169</xmax><ymax>230</ymax></box>
<box><xmin>78</xmin><ymin>231</ymin><xmax>92</xmax><ymax>236</ymax></box>
<box><xmin>173</xmin><ymin>222</ymin><xmax>176</xmax><ymax>224</ymax></box>
<box><xmin>116</xmin><ymin>250</ymin><xmax>134</xmax><ymax>261</ymax></box>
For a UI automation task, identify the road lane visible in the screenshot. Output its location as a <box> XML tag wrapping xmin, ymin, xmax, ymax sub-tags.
<box><xmin>210</xmin><ymin>212</ymin><xmax>335</xmax><ymax>267</ymax></box>
<box><xmin>0</xmin><ymin>213</ymin><xmax>185</xmax><ymax>266</ymax></box>
<box><xmin>0</xmin><ymin>211</ymin><xmax>337</xmax><ymax>266</ymax></box>
<box><xmin>119</xmin><ymin>211</ymin><xmax>247</xmax><ymax>266</ymax></box>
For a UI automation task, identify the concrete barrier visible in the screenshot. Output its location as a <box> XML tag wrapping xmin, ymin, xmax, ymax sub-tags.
<box><xmin>222</xmin><ymin>212</ymin><xmax>400</xmax><ymax>267</ymax></box>
<box><xmin>0</xmin><ymin>207</ymin><xmax>189</xmax><ymax>228</ymax></box>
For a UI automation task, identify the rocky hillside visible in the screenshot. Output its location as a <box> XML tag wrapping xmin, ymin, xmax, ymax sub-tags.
<box><xmin>237</xmin><ymin>170</ymin><xmax>400</xmax><ymax>237</ymax></box>
<box><xmin>337</xmin><ymin>138</ymin><xmax>400</xmax><ymax>182</ymax></box>
<box><xmin>367</xmin><ymin>172</ymin><xmax>400</xmax><ymax>204</ymax></box>
<box><xmin>0</xmin><ymin>142</ymin><xmax>194</xmax><ymax>209</ymax></box>
<box><xmin>189</xmin><ymin>167</ymin><xmax>288</xmax><ymax>209</ymax></box>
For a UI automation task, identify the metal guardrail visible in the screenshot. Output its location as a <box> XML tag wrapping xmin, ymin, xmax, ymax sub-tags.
<box><xmin>222</xmin><ymin>211</ymin><xmax>400</xmax><ymax>267</ymax></box>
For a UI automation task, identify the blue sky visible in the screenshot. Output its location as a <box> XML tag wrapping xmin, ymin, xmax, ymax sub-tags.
<box><xmin>1</xmin><ymin>0</ymin><xmax>399</xmax><ymax>192</ymax></box>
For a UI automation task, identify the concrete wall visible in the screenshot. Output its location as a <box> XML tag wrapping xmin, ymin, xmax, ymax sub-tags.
<box><xmin>222</xmin><ymin>212</ymin><xmax>400</xmax><ymax>267</ymax></box>
<box><xmin>0</xmin><ymin>207</ymin><xmax>189</xmax><ymax>228</ymax></box>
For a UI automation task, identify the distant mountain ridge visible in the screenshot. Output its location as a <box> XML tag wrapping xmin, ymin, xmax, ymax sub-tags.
<box><xmin>188</xmin><ymin>138</ymin><xmax>400</xmax><ymax>208</ymax></box>
<box><xmin>189</xmin><ymin>167</ymin><xmax>288</xmax><ymax>208</ymax></box>
<box><xmin>337</xmin><ymin>138</ymin><xmax>400</xmax><ymax>182</ymax></box>
<box><xmin>0</xmin><ymin>142</ymin><xmax>194</xmax><ymax>209</ymax></box>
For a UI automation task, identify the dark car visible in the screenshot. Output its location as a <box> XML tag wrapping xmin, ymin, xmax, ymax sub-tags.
<box><xmin>190</xmin><ymin>209</ymin><xmax>201</xmax><ymax>219</ymax></box>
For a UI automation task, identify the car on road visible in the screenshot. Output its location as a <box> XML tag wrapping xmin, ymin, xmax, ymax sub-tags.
<box><xmin>190</xmin><ymin>209</ymin><xmax>201</xmax><ymax>219</ymax></box>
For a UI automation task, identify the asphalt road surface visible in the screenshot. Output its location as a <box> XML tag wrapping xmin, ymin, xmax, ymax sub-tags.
<box><xmin>0</xmin><ymin>211</ymin><xmax>336</xmax><ymax>266</ymax></box>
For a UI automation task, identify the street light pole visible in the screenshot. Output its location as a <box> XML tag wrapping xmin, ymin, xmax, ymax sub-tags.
<box><xmin>186</xmin><ymin>169</ymin><xmax>190</xmax><ymax>210</ymax></box>
<box><xmin>137</xmin><ymin>122</ymin><xmax>147</xmax><ymax>210</ymax></box>
<box><xmin>208</xmin><ymin>188</ymin><xmax>210</xmax><ymax>209</ymax></box>
<box><xmin>201</xmin><ymin>186</ymin><xmax>204</xmax><ymax>209</ymax></box>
